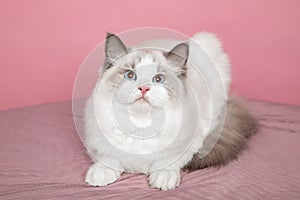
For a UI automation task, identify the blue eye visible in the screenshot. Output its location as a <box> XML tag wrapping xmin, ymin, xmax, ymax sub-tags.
<box><xmin>152</xmin><ymin>74</ymin><xmax>164</xmax><ymax>83</ymax></box>
<box><xmin>124</xmin><ymin>70</ymin><xmax>136</xmax><ymax>81</ymax></box>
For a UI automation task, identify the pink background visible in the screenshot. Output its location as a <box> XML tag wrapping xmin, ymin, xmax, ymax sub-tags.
<box><xmin>0</xmin><ymin>0</ymin><xmax>299</xmax><ymax>110</ymax></box>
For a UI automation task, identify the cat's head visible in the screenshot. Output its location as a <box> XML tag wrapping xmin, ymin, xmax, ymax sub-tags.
<box><xmin>99</xmin><ymin>33</ymin><xmax>189</xmax><ymax>111</ymax></box>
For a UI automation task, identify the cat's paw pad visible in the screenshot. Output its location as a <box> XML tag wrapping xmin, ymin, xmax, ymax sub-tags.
<box><xmin>148</xmin><ymin>169</ymin><xmax>180</xmax><ymax>190</ymax></box>
<box><xmin>85</xmin><ymin>163</ymin><xmax>121</xmax><ymax>186</ymax></box>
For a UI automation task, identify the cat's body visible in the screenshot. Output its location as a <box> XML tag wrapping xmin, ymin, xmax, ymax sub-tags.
<box><xmin>83</xmin><ymin>32</ymin><xmax>257</xmax><ymax>190</ymax></box>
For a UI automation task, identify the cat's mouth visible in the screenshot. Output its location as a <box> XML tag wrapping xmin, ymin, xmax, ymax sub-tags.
<box><xmin>133</xmin><ymin>96</ymin><xmax>150</xmax><ymax>104</ymax></box>
<box><xmin>129</xmin><ymin>95</ymin><xmax>165</xmax><ymax>109</ymax></box>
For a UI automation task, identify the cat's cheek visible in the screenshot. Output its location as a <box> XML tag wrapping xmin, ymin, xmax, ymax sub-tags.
<box><xmin>115</xmin><ymin>84</ymin><xmax>138</xmax><ymax>104</ymax></box>
<box><xmin>151</xmin><ymin>88</ymin><xmax>170</xmax><ymax>106</ymax></box>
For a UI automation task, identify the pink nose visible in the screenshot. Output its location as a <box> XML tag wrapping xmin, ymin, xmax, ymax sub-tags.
<box><xmin>138</xmin><ymin>86</ymin><xmax>150</xmax><ymax>95</ymax></box>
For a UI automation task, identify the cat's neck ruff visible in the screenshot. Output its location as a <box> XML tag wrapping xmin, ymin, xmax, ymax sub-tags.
<box><xmin>127</xmin><ymin>103</ymin><xmax>152</xmax><ymax>128</ymax></box>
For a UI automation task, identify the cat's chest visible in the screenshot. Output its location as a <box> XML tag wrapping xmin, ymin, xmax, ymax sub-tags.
<box><xmin>95</xmin><ymin>101</ymin><xmax>181</xmax><ymax>155</ymax></box>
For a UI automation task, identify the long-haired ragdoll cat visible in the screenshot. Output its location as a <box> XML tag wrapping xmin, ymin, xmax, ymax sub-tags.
<box><xmin>83</xmin><ymin>32</ymin><xmax>257</xmax><ymax>190</ymax></box>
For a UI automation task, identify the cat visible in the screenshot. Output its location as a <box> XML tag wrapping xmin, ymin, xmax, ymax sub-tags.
<box><xmin>83</xmin><ymin>32</ymin><xmax>257</xmax><ymax>190</ymax></box>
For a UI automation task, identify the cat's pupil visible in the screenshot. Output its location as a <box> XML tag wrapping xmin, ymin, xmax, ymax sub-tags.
<box><xmin>124</xmin><ymin>70</ymin><xmax>137</xmax><ymax>81</ymax></box>
<box><xmin>153</xmin><ymin>74</ymin><xmax>164</xmax><ymax>83</ymax></box>
<box><xmin>128</xmin><ymin>72</ymin><xmax>133</xmax><ymax>78</ymax></box>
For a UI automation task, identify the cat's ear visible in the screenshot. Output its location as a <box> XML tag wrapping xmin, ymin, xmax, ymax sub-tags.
<box><xmin>104</xmin><ymin>32</ymin><xmax>128</xmax><ymax>68</ymax></box>
<box><xmin>165</xmin><ymin>42</ymin><xmax>189</xmax><ymax>78</ymax></box>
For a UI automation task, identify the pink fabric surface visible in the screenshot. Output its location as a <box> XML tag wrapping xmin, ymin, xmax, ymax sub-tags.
<box><xmin>0</xmin><ymin>100</ymin><xmax>299</xmax><ymax>199</ymax></box>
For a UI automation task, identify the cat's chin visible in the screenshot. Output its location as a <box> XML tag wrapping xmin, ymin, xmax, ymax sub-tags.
<box><xmin>133</xmin><ymin>97</ymin><xmax>148</xmax><ymax>103</ymax></box>
<box><xmin>129</xmin><ymin>96</ymin><xmax>150</xmax><ymax>106</ymax></box>
<box><xmin>130</xmin><ymin>98</ymin><xmax>151</xmax><ymax>112</ymax></box>
<box><xmin>126</xmin><ymin>98</ymin><xmax>162</xmax><ymax>114</ymax></box>
<box><xmin>132</xmin><ymin>98</ymin><xmax>165</xmax><ymax>110</ymax></box>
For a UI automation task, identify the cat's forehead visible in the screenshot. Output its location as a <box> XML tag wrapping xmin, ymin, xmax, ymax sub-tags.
<box><xmin>135</xmin><ymin>56</ymin><xmax>158</xmax><ymax>75</ymax></box>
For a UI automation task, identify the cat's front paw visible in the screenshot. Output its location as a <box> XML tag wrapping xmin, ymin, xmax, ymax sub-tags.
<box><xmin>148</xmin><ymin>169</ymin><xmax>180</xmax><ymax>191</ymax></box>
<box><xmin>85</xmin><ymin>163</ymin><xmax>122</xmax><ymax>186</ymax></box>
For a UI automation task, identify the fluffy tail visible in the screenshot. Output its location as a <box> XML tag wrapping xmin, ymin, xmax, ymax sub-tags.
<box><xmin>184</xmin><ymin>97</ymin><xmax>258</xmax><ymax>171</ymax></box>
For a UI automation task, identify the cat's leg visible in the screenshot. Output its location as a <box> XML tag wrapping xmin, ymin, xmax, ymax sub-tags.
<box><xmin>148</xmin><ymin>151</ymin><xmax>195</xmax><ymax>190</ymax></box>
<box><xmin>85</xmin><ymin>162</ymin><xmax>123</xmax><ymax>186</ymax></box>
<box><xmin>148</xmin><ymin>167</ymin><xmax>181</xmax><ymax>191</ymax></box>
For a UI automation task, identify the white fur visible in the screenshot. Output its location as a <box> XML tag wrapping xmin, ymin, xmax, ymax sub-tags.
<box><xmin>84</xmin><ymin>32</ymin><xmax>231</xmax><ymax>190</ymax></box>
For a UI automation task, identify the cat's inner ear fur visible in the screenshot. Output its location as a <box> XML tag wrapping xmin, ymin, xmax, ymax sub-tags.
<box><xmin>164</xmin><ymin>42</ymin><xmax>189</xmax><ymax>78</ymax></box>
<box><xmin>104</xmin><ymin>33</ymin><xmax>128</xmax><ymax>70</ymax></box>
